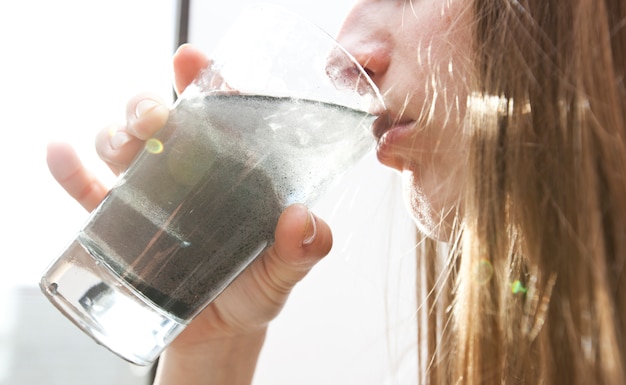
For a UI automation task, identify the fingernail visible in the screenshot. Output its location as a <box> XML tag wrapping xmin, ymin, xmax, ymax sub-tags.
<box><xmin>110</xmin><ymin>130</ymin><xmax>131</xmax><ymax>150</ymax></box>
<box><xmin>134</xmin><ymin>99</ymin><xmax>160</xmax><ymax>118</ymax></box>
<box><xmin>302</xmin><ymin>210</ymin><xmax>317</xmax><ymax>246</ymax></box>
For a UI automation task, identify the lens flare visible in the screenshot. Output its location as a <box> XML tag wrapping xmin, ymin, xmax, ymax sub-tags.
<box><xmin>145</xmin><ymin>138</ymin><xmax>164</xmax><ymax>154</ymax></box>
<box><xmin>473</xmin><ymin>259</ymin><xmax>494</xmax><ymax>285</ymax></box>
<box><xmin>511</xmin><ymin>280</ymin><xmax>527</xmax><ymax>294</ymax></box>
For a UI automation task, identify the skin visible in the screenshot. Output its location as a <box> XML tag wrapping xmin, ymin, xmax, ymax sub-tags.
<box><xmin>337</xmin><ymin>0</ymin><xmax>471</xmax><ymax>239</ymax></box>
<box><xmin>47</xmin><ymin>45</ymin><xmax>333</xmax><ymax>385</ymax></box>
<box><xmin>46</xmin><ymin>0</ymin><xmax>471</xmax><ymax>383</ymax></box>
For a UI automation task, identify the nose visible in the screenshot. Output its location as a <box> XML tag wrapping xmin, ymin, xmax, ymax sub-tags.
<box><xmin>335</xmin><ymin>4</ymin><xmax>392</xmax><ymax>82</ymax></box>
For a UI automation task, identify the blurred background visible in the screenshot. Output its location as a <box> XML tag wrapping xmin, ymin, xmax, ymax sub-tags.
<box><xmin>0</xmin><ymin>1</ymin><xmax>417</xmax><ymax>384</ymax></box>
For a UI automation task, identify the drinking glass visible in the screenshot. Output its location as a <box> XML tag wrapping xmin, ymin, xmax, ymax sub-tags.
<box><xmin>40</xmin><ymin>3</ymin><xmax>385</xmax><ymax>365</ymax></box>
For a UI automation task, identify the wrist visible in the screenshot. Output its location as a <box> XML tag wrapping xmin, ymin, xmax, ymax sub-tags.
<box><xmin>153</xmin><ymin>327</ymin><xmax>267</xmax><ymax>385</ymax></box>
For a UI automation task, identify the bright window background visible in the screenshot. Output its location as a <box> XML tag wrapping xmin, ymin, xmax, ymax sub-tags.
<box><xmin>0</xmin><ymin>1</ymin><xmax>417</xmax><ymax>384</ymax></box>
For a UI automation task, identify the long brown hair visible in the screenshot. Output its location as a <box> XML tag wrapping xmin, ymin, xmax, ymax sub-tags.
<box><xmin>416</xmin><ymin>0</ymin><xmax>626</xmax><ymax>383</ymax></box>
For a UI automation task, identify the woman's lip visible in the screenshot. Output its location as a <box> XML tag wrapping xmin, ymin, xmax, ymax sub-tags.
<box><xmin>373</xmin><ymin>113</ymin><xmax>414</xmax><ymax>140</ymax></box>
<box><xmin>372</xmin><ymin>113</ymin><xmax>391</xmax><ymax>140</ymax></box>
<box><xmin>373</xmin><ymin>116</ymin><xmax>415</xmax><ymax>169</ymax></box>
<box><xmin>372</xmin><ymin>112</ymin><xmax>414</xmax><ymax>141</ymax></box>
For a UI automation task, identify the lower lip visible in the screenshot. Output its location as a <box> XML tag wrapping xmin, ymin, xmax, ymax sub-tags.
<box><xmin>376</xmin><ymin>122</ymin><xmax>415</xmax><ymax>167</ymax></box>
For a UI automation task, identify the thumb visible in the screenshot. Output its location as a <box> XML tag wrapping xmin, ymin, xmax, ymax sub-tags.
<box><xmin>259</xmin><ymin>204</ymin><xmax>333</xmax><ymax>293</ymax></box>
<box><xmin>197</xmin><ymin>204</ymin><xmax>332</xmax><ymax>335</ymax></box>
<box><xmin>233</xmin><ymin>204</ymin><xmax>332</xmax><ymax>318</ymax></box>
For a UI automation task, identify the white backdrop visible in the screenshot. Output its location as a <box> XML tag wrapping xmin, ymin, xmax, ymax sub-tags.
<box><xmin>1</xmin><ymin>2</ymin><xmax>178</xmax><ymax>384</ymax></box>
<box><xmin>0</xmin><ymin>1</ymin><xmax>418</xmax><ymax>384</ymax></box>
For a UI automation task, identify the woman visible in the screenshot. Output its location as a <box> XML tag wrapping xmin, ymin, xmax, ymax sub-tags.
<box><xmin>47</xmin><ymin>0</ymin><xmax>626</xmax><ymax>383</ymax></box>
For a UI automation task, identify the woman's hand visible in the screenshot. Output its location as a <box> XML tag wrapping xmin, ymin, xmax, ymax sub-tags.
<box><xmin>46</xmin><ymin>44</ymin><xmax>333</xmax><ymax>385</ymax></box>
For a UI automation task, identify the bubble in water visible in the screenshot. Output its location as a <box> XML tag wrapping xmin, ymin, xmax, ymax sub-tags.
<box><xmin>48</xmin><ymin>282</ymin><xmax>58</xmax><ymax>295</ymax></box>
<box><xmin>81</xmin><ymin>297</ymin><xmax>93</xmax><ymax>308</ymax></box>
<box><xmin>146</xmin><ymin>138</ymin><xmax>164</xmax><ymax>154</ymax></box>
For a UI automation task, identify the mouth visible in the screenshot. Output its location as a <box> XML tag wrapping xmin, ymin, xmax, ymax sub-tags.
<box><xmin>372</xmin><ymin>111</ymin><xmax>414</xmax><ymax>141</ymax></box>
<box><xmin>371</xmin><ymin>110</ymin><xmax>416</xmax><ymax>170</ymax></box>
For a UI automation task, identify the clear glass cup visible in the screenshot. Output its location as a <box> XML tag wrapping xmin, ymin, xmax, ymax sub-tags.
<box><xmin>40</xmin><ymin>3</ymin><xmax>385</xmax><ymax>366</ymax></box>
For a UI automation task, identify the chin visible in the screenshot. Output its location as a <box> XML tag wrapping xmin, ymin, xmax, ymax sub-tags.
<box><xmin>402</xmin><ymin>172</ymin><xmax>460</xmax><ymax>242</ymax></box>
<box><xmin>410</xmin><ymin>210</ymin><xmax>455</xmax><ymax>242</ymax></box>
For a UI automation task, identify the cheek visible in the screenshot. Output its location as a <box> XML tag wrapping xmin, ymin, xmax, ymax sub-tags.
<box><xmin>401</xmin><ymin>4</ymin><xmax>472</xmax><ymax>236</ymax></box>
<box><xmin>409</xmin><ymin>1</ymin><xmax>472</xmax><ymax>123</ymax></box>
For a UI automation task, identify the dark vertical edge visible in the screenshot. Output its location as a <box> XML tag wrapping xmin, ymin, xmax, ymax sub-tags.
<box><xmin>173</xmin><ymin>0</ymin><xmax>191</xmax><ymax>101</ymax></box>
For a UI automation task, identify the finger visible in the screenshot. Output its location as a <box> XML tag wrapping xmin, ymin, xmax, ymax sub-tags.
<box><xmin>47</xmin><ymin>142</ymin><xmax>109</xmax><ymax>212</ymax></box>
<box><xmin>273</xmin><ymin>204</ymin><xmax>333</xmax><ymax>268</ymax></box>
<box><xmin>172</xmin><ymin>44</ymin><xmax>210</xmax><ymax>95</ymax></box>
<box><xmin>125</xmin><ymin>92</ymin><xmax>170</xmax><ymax>140</ymax></box>
<box><xmin>209</xmin><ymin>204</ymin><xmax>332</xmax><ymax>333</ymax></box>
<box><xmin>96</xmin><ymin>93</ymin><xmax>169</xmax><ymax>175</ymax></box>
<box><xmin>258</xmin><ymin>204</ymin><xmax>333</xmax><ymax>293</ymax></box>
<box><xmin>246</xmin><ymin>204</ymin><xmax>332</xmax><ymax>307</ymax></box>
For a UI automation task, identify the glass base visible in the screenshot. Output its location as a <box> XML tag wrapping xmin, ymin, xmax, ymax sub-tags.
<box><xmin>39</xmin><ymin>239</ymin><xmax>187</xmax><ymax>366</ymax></box>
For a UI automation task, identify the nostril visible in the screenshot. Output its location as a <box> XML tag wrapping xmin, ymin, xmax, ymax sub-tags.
<box><xmin>351</xmin><ymin>45</ymin><xmax>391</xmax><ymax>80</ymax></box>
